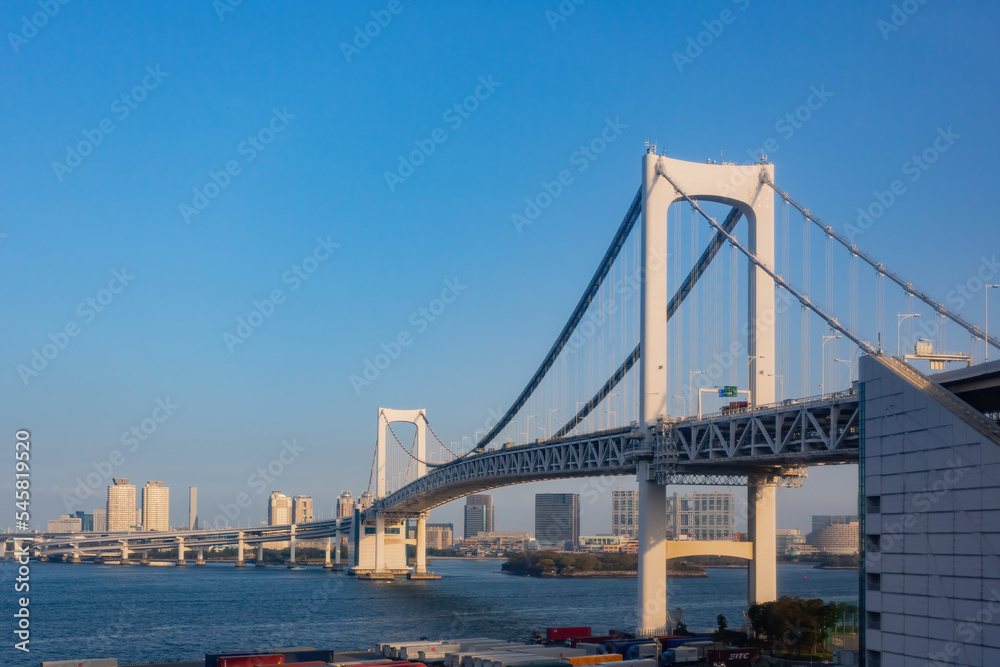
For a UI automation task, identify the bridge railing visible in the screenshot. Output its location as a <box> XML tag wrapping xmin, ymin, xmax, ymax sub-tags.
<box><xmin>685</xmin><ymin>387</ymin><xmax>859</xmax><ymax>423</ymax></box>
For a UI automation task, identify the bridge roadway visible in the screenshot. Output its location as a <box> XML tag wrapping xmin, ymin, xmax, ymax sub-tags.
<box><xmin>10</xmin><ymin>517</ymin><xmax>353</xmax><ymax>558</ymax></box>
<box><xmin>369</xmin><ymin>388</ymin><xmax>861</xmax><ymax>522</ymax></box>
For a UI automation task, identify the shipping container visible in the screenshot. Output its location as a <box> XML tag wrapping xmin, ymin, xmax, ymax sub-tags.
<box><xmin>564</xmin><ymin>653</ymin><xmax>622</xmax><ymax>665</ymax></box>
<box><xmin>546</xmin><ymin>627</ymin><xmax>591</xmax><ymax>641</ymax></box>
<box><xmin>217</xmin><ymin>656</ymin><xmax>286</xmax><ymax>667</ymax></box>
<box><xmin>706</xmin><ymin>647</ymin><xmax>760</xmax><ymax>666</ymax></box>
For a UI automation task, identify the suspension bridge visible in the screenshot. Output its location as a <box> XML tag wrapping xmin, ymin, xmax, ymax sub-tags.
<box><xmin>13</xmin><ymin>151</ymin><xmax>1000</xmax><ymax>641</ymax></box>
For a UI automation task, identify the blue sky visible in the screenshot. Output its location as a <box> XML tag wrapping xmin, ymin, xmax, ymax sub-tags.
<box><xmin>2</xmin><ymin>1</ymin><xmax>998</xmax><ymax>536</ymax></box>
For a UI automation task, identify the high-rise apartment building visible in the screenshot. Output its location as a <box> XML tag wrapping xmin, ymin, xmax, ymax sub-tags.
<box><xmin>293</xmin><ymin>495</ymin><xmax>314</xmax><ymax>523</ymax></box>
<box><xmin>189</xmin><ymin>486</ymin><xmax>198</xmax><ymax>529</ymax></box>
<box><xmin>811</xmin><ymin>514</ymin><xmax>858</xmax><ymax>534</ymax></box>
<box><xmin>426</xmin><ymin>523</ymin><xmax>454</xmax><ymax>550</ymax></box>
<box><xmin>268</xmin><ymin>491</ymin><xmax>292</xmax><ymax>526</ymax></box>
<box><xmin>106</xmin><ymin>478</ymin><xmax>136</xmax><ymax>532</ymax></box>
<box><xmin>142</xmin><ymin>481</ymin><xmax>170</xmax><ymax>531</ymax></box>
<box><xmin>534</xmin><ymin>493</ymin><xmax>580</xmax><ymax>547</ymax></box>
<box><xmin>356</xmin><ymin>490</ymin><xmax>373</xmax><ymax>512</ymax></box>
<box><xmin>463</xmin><ymin>494</ymin><xmax>495</xmax><ymax>539</ymax></box>
<box><xmin>93</xmin><ymin>508</ymin><xmax>107</xmax><ymax>532</ymax></box>
<box><xmin>337</xmin><ymin>490</ymin><xmax>354</xmax><ymax>518</ymax></box>
<box><xmin>666</xmin><ymin>490</ymin><xmax>735</xmax><ymax>541</ymax></box>
<box><xmin>611</xmin><ymin>488</ymin><xmax>639</xmax><ymax>538</ymax></box>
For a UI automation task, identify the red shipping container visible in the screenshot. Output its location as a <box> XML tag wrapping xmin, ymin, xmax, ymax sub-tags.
<box><xmin>706</xmin><ymin>647</ymin><xmax>760</xmax><ymax>666</ymax></box>
<box><xmin>282</xmin><ymin>663</ymin><xmax>328</xmax><ymax>667</ymax></box>
<box><xmin>546</xmin><ymin>627</ymin><xmax>591</xmax><ymax>641</ymax></box>
<box><xmin>218</xmin><ymin>656</ymin><xmax>285</xmax><ymax>667</ymax></box>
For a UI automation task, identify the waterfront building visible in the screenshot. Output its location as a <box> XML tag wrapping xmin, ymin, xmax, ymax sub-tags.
<box><xmin>337</xmin><ymin>490</ymin><xmax>354</xmax><ymax>518</ymax></box>
<box><xmin>106</xmin><ymin>478</ymin><xmax>136</xmax><ymax>532</ymax></box>
<box><xmin>534</xmin><ymin>493</ymin><xmax>579</xmax><ymax>548</ymax></box>
<box><xmin>47</xmin><ymin>515</ymin><xmax>82</xmax><ymax>532</ymax></box>
<box><xmin>666</xmin><ymin>490</ymin><xmax>735</xmax><ymax>541</ymax></box>
<box><xmin>93</xmin><ymin>508</ymin><xmax>106</xmax><ymax>532</ymax></box>
<box><xmin>268</xmin><ymin>491</ymin><xmax>292</xmax><ymax>525</ymax></box>
<box><xmin>463</xmin><ymin>494</ymin><xmax>495</xmax><ymax>539</ymax></box>
<box><xmin>812</xmin><ymin>514</ymin><xmax>858</xmax><ymax>534</ymax></box>
<box><xmin>776</xmin><ymin>528</ymin><xmax>806</xmax><ymax>554</ymax></box>
<box><xmin>189</xmin><ymin>486</ymin><xmax>198</xmax><ymax>529</ymax></box>
<box><xmin>142</xmin><ymin>481</ymin><xmax>170</xmax><ymax>531</ymax></box>
<box><xmin>611</xmin><ymin>488</ymin><xmax>639</xmax><ymax>538</ymax></box>
<box><xmin>426</xmin><ymin>522</ymin><xmax>453</xmax><ymax>550</ymax></box>
<box><xmin>73</xmin><ymin>511</ymin><xmax>94</xmax><ymax>532</ymax></box>
<box><xmin>293</xmin><ymin>495</ymin><xmax>314</xmax><ymax>523</ymax></box>
<box><xmin>578</xmin><ymin>535</ymin><xmax>623</xmax><ymax>553</ymax></box>
<box><xmin>806</xmin><ymin>520</ymin><xmax>859</xmax><ymax>555</ymax></box>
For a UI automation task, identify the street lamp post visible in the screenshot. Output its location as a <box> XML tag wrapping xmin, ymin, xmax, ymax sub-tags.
<box><xmin>987</xmin><ymin>285</ymin><xmax>999</xmax><ymax>361</ymax></box>
<box><xmin>547</xmin><ymin>408</ymin><xmax>559</xmax><ymax>437</ymax></box>
<box><xmin>765</xmin><ymin>373</ymin><xmax>783</xmax><ymax>402</ymax></box>
<box><xmin>672</xmin><ymin>395</ymin><xmax>687</xmax><ymax>415</ymax></box>
<box><xmin>896</xmin><ymin>313</ymin><xmax>921</xmax><ymax>358</ymax></box>
<box><xmin>821</xmin><ymin>335</ymin><xmax>842</xmax><ymax>395</ymax></box>
<box><xmin>834</xmin><ymin>358</ymin><xmax>854</xmax><ymax>391</ymax></box>
<box><xmin>524</xmin><ymin>416</ymin><xmax>535</xmax><ymax>443</ymax></box>
<box><xmin>689</xmin><ymin>370</ymin><xmax>707</xmax><ymax>416</ymax></box>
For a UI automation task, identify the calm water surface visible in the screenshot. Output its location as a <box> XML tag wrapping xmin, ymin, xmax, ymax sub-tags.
<box><xmin>0</xmin><ymin>559</ymin><xmax>857</xmax><ymax>666</ymax></box>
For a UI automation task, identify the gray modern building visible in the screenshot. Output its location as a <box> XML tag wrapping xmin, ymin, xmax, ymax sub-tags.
<box><xmin>464</xmin><ymin>494</ymin><xmax>494</xmax><ymax>539</ymax></box>
<box><xmin>535</xmin><ymin>493</ymin><xmax>579</xmax><ymax>548</ymax></box>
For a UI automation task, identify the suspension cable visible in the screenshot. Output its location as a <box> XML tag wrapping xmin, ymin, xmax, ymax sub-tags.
<box><xmin>763</xmin><ymin>177</ymin><xmax>1000</xmax><ymax>352</ymax></box>
<box><xmin>655</xmin><ymin>161</ymin><xmax>878</xmax><ymax>356</ymax></box>
<box><xmin>476</xmin><ymin>189</ymin><xmax>642</xmax><ymax>451</ymax></box>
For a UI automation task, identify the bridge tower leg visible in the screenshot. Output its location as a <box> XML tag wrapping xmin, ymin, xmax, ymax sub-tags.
<box><xmin>324</xmin><ymin>536</ymin><xmax>333</xmax><ymax>569</ymax></box>
<box><xmin>747</xmin><ymin>475</ymin><xmax>777</xmax><ymax>605</ymax></box>
<box><xmin>637</xmin><ymin>460</ymin><xmax>668</xmax><ymax>635</ymax></box>
<box><xmin>415</xmin><ymin>515</ymin><xmax>427</xmax><ymax>573</ymax></box>
<box><xmin>256</xmin><ymin>543</ymin><xmax>266</xmax><ymax>567</ymax></box>
<box><xmin>236</xmin><ymin>531</ymin><xmax>245</xmax><ymax>567</ymax></box>
<box><xmin>176</xmin><ymin>537</ymin><xmax>186</xmax><ymax>566</ymax></box>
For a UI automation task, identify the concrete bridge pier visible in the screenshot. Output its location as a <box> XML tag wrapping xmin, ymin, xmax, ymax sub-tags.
<box><xmin>636</xmin><ymin>460</ymin><xmax>668</xmax><ymax>635</ymax></box>
<box><xmin>140</xmin><ymin>553</ymin><xmax>150</xmax><ymax>565</ymax></box>
<box><xmin>236</xmin><ymin>531</ymin><xmax>245</xmax><ymax>567</ymax></box>
<box><xmin>747</xmin><ymin>475</ymin><xmax>777</xmax><ymax>605</ymax></box>
<box><xmin>256</xmin><ymin>543</ymin><xmax>266</xmax><ymax>566</ymax></box>
<box><xmin>176</xmin><ymin>537</ymin><xmax>186</xmax><ymax>566</ymax></box>
<box><xmin>120</xmin><ymin>541</ymin><xmax>132</xmax><ymax>564</ymax></box>
<box><xmin>68</xmin><ymin>552</ymin><xmax>82</xmax><ymax>564</ymax></box>
<box><xmin>287</xmin><ymin>525</ymin><xmax>297</xmax><ymax>568</ymax></box>
<box><xmin>324</xmin><ymin>536</ymin><xmax>333</xmax><ymax>569</ymax></box>
<box><xmin>407</xmin><ymin>513</ymin><xmax>440</xmax><ymax>580</ymax></box>
<box><xmin>196</xmin><ymin>548</ymin><xmax>205</xmax><ymax>566</ymax></box>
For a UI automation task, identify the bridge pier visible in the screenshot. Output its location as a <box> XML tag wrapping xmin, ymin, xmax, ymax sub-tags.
<box><xmin>636</xmin><ymin>460</ymin><xmax>668</xmax><ymax>635</ymax></box>
<box><xmin>256</xmin><ymin>543</ymin><xmax>266</xmax><ymax>566</ymax></box>
<box><xmin>176</xmin><ymin>537</ymin><xmax>186</xmax><ymax>566</ymax></box>
<box><xmin>120</xmin><ymin>541</ymin><xmax>132</xmax><ymax>564</ymax></box>
<box><xmin>407</xmin><ymin>513</ymin><xmax>441</xmax><ymax>580</ymax></box>
<box><xmin>140</xmin><ymin>553</ymin><xmax>150</xmax><ymax>565</ymax></box>
<box><xmin>324</xmin><ymin>536</ymin><xmax>333</xmax><ymax>569</ymax></box>
<box><xmin>68</xmin><ymin>552</ymin><xmax>82</xmax><ymax>564</ymax></box>
<box><xmin>196</xmin><ymin>548</ymin><xmax>205</xmax><ymax>566</ymax></box>
<box><xmin>236</xmin><ymin>531</ymin><xmax>245</xmax><ymax>567</ymax></box>
<box><xmin>747</xmin><ymin>476</ymin><xmax>777</xmax><ymax>605</ymax></box>
<box><xmin>287</xmin><ymin>526</ymin><xmax>297</xmax><ymax>568</ymax></box>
